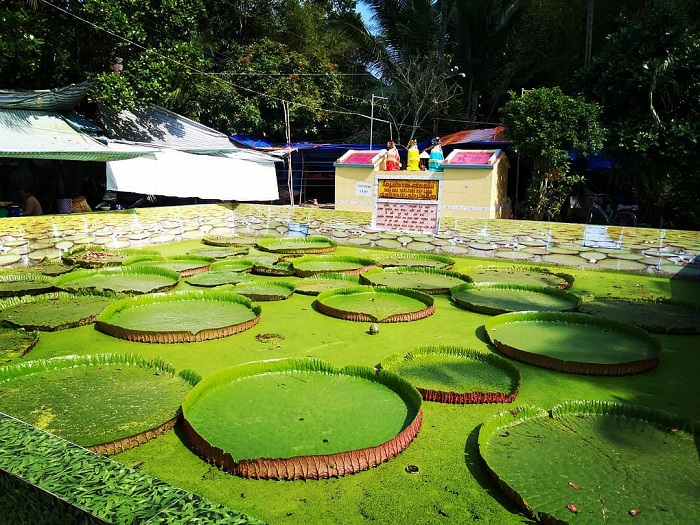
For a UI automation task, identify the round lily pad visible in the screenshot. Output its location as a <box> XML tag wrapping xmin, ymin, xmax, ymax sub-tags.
<box><xmin>315</xmin><ymin>286</ymin><xmax>434</xmax><ymax>322</ymax></box>
<box><xmin>479</xmin><ymin>401</ymin><xmax>700</xmax><ymax>524</ymax></box>
<box><xmin>293</xmin><ymin>255</ymin><xmax>376</xmax><ymax>277</ymax></box>
<box><xmin>202</xmin><ymin>235</ymin><xmax>257</xmax><ymax>247</ymax></box>
<box><xmin>0</xmin><ymin>327</ymin><xmax>39</xmax><ymax>362</ymax></box>
<box><xmin>251</xmin><ymin>261</ymin><xmax>296</xmax><ymax>276</ymax></box>
<box><xmin>185</xmin><ymin>271</ymin><xmax>254</xmax><ymax>288</ymax></box>
<box><xmin>579</xmin><ymin>297</ymin><xmax>700</xmax><ymax>334</ymax></box>
<box><xmin>96</xmin><ymin>290</ymin><xmax>261</xmax><ymax>343</ymax></box>
<box><xmin>376</xmin><ymin>253</ymin><xmax>456</xmax><ymax>270</ymax></box>
<box><xmin>232</xmin><ymin>280</ymin><xmax>295</xmax><ymax>301</ymax></box>
<box><xmin>0</xmin><ymin>354</ymin><xmax>193</xmax><ymax>452</ymax></box>
<box><xmin>24</xmin><ymin>257</ymin><xmax>74</xmax><ymax>276</ymax></box>
<box><xmin>451</xmin><ymin>283</ymin><xmax>580</xmax><ymax>315</ymax></box>
<box><xmin>468</xmin><ymin>266</ymin><xmax>575</xmax><ymax>289</ymax></box>
<box><xmin>360</xmin><ymin>267</ymin><xmax>472</xmax><ymax>294</ymax></box>
<box><xmin>294</xmin><ymin>273</ymin><xmax>361</xmax><ymax>296</ymax></box>
<box><xmin>381</xmin><ymin>346</ymin><xmax>520</xmax><ymax>404</ymax></box>
<box><xmin>484</xmin><ymin>311</ymin><xmax>662</xmax><ymax>375</ymax></box>
<box><xmin>123</xmin><ymin>255</ymin><xmax>213</xmax><ymax>277</ymax></box>
<box><xmin>188</xmin><ymin>247</ymin><xmax>249</xmax><ymax>259</ymax></box>
<box><xmin>209</xmin><ymin>259</ymin><xmax>255</xmax><ymax>273</ymax></box>
<box><xmin>256</xmin><ymin>235</ymin><xmax>337</xmax><ymax>254</ymax></box>
<box><xmin>0</xmin><ymin>274</ymin><xmax>55</xmax><ymax>298</ymax></box>
<box><xmin>0</xmin><ymin>291</ymin><xmax>120</xmax><ymax>331</ymax></box>
<box><xmin>54</xmin><ymin>265</ymin><xmax>180</xmax><ymax>294</ymax></box>
<box><xmin>62</xmin><ymin>245</ymin><xmax>158</xmax><ymax>268</ymax></box>
<box><xmin>180</xmin><ymin>357</ymin><xmax>423</xmax><ymax>479</ymax></box>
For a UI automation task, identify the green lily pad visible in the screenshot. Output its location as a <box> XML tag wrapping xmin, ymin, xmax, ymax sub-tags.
<box><xmin>62</xmin><ymin>245</ymin><xmax>159</xmax><ymax>268</ymax></box>
<box><xmin>293</xmin><ymin>255</ymin><xmax>376</xmax><ymax>277</ymax></box>
<box><xmin>294</xmin><ymin>273</ymin><xmax>361</xmax><ymax>296</ymax></box>
<box><xmin>360</xmin><ymin>267</ymin><xmax>471</xmax><ymax>294</ymax></box>
<box><xmin>181</xmin><ymin>358</ymin><xmax>422</xmax><ymax>479</ymax></box>
<box><xmin>124</xmin><ymin>255</ymin><xmax>213</xmax><ymax>277</ymax></box>
<box><xmin>0</xmin><ymin>274</ymin><xmax>55</xmax><ymax>298</ymax></box>
<box><xmin>185</xmin><ymin>271</ymin><xmax>254</xmax><ymax>288</ymax></box>
<box><xmin>201</xmin><ymin>235</ymin><xmax>258</xmax><ymax>247</ymax></box>
<box><xmin>381</xmin><ymin>346</ymin><xmax>520</xmax><ymax>404</ymax></box>
<box><xmin>209</xmin><ymin>259</ymin><xmax>255</xmax><ymax>273</ymax></box>
<box><xmin>0</xmin><ymin>291</ymin><xmax>120</xmax><ymax>331</ymax></box>
<box><xmin>468</xmin><ymin>266</ymin><xmax>575</xmax><ymax>289</ymax></box>
<box><xmin>580</xmin><ymin>297</ymin><xmax>700</xmax><ymax>334</ymax></box>
<box><xmin>96</xmin><ymin>290</ymin><xmax>261</xmax><ymax>343</ymax></box>
<box><xmin>451</xmin><ymin>283</ymin><xmax>580</xmax><ymax>315</ymax></box>
<box><xmin>479</xmin><ymin>401</ymin><xmax>700</xmax><ymax>524</ymax></box>
<box><xmin>0</xmin><ymin>354</ymin><xmax>192</xmax><ymax>450</ymax></box>
<box><xmin>256</xmin><ymin>235</ymin><xmax>336</xmax><ymax>254</ymax></box>
<box><xmin>315</xmin><ymin>286</ymin><xmax>434</xmax><ymax>322</ymax></box>
<box><xmin>0</xmin><ymin>327</ymin><xmax>39</xmax><ymax>362</ymax></box>
<box><xmin>484</xmin><ymin>311</ymin><xmax>662</xmax><ymax>375</ymax></box>
<box><xmin>376</xmin><ymin>253</ymin><xmax>456</xmax><ymax>270</ymax></box>
<box><xmin>54</xmin><ymin>265</ymin><xmax>180</xmax><ymax>294</ymax></box>
<box><xmin>233</xmin><ymin>280</ymin><xmax>295</xmax><ymax>301</ymax></box>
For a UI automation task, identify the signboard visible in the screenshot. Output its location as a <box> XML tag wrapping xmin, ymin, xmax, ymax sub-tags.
<box><xmin>374</xmin><ymin>202</ymin><xmax>439</xmax><ymax>234</ymax></box>
<box><xmin>355</xmin><ymin>181</ymin><xmax>372</xmax><ymax>197</ymax></box>
<box><xmin>378</xmin><ymin>179</ymin><xmax>439</xmax><ymax>201</ymax></box>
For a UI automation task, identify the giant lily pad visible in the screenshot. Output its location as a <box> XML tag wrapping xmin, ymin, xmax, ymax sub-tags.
<box><xmin>202</xmin><ymin>235</ymin><xmax>257</xmax><ymax>247</ymax></box>
<box><xmin>0</xmin><ymin>274</ymin><xmax>55</xmax><ymax>298</ymax></box>
<box><xmin>293</xmin><ymin>255</ymin><xmax>377</xmax><ymax>277</ymax></box>
<box><xmin>0</xmin><ymin>327</ymin><xmax>39</xmax><ymax>362</ymax></box>
<box><xmin>62</xmin><ymin>245</ymin><xmax>158</xmax><ymax>268</ymax></box>
<box><xmin>360</xmin><ymin>267</ymin><xmax>471</xmax><ymax>294</ymax></box>
<box><xmin>124</xmin><ymin>255</ymin><xmax>213</xmax><ymax>277</ymax></box>
<box><xmin>0</xmin><ymin>291</ymin><xmax>120</xmax><ymax>331</ymax></box>
<box><xmin>381</xmin><ymin>346</ymin><xmax>520</xmax><ymax>404</ymax></box>
<box><xmin>96</xmin><ymin>290</ymin><xmax>261</xmax><ymax>343</ymax></box>
<box><xmin>468</xmin><ymin>266</ymin><xmax>574</xmax><ymax>289</ymax></box>
<box><xmin>479</xmin><ymin>401</ymin><xmax>700</xmax><ymax>524</ymax></box>
<box><xmin>232</xmin><ymin>280</ymin><xmax>295</xmax><ymax>301</ymax></box>
<box><xmin>294</xmin><ymin>273</ymin><xmax>361</xmax><ymax>296</ymax></box>
<box><xmin>0</xmin><ymin>354</ymin><xmax>193</xmax><ymax>453</ymax></box>
<box><xmin>315</xmin><ymin>286</ymin><xmax>434</xmax><ymax>322</ymax></box>
<box><xmin>376</xmin><ymin>253</ymin><xmax>456</xmax><ymax>270</ymax></box>
<box><xmin>451</xmin><ymin>283</ymin><xmax>580</xmax><ymax>315</ymax></box>
<box><xmin>180</xmin><ymin>357</ymin><xmax>423</xmax><ymax>479</ymax></box>
<box><xmin>53</xmin><ymin>265</ymin><xmax>180</xmax><ymax>294</ymax></box>
<box><xmin>484</xmin><ymin>311</ymin><xmax>662</xmax><ymax>375</ymax></box>
<box><xmin>256</xmin><ymin>235</ymin><xmax>337</xmax><ymax>254</ymax></box>
<box><xmin>185</xmin><ymin>271</ymin><xmax>254</xmax><ymax>288</ymax></box>
<box><xmin>580</xmin><ymin>297</ymin><xmax>700</xmax><ymax>334</ymax></box>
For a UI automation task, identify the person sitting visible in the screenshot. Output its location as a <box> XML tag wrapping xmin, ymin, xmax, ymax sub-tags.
<box><xmin>385</xmin><ymin>141</ymin><xmax>401</xmax><ymax>171</ymax></box>
<box><xmin>20</xmin><ymin>187</ymin><xmax>43</xmax><ymax>216</ymax></box>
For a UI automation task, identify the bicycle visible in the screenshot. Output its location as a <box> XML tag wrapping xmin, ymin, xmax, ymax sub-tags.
<box><xmin>584</xmin><ymin>192</ymin><xmax>639</xmax><ymax>227</ymax></box>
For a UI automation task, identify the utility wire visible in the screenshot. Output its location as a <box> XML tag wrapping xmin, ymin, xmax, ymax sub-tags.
<box><xmin>36</xmin><ymin>0</ymin><xmax>389</xmax><ymax>124</ymax></box>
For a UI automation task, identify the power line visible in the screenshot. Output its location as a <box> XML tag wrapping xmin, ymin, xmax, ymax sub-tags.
<box><xmin>36</xmin><ymin>0</ymin><xmax>382</xmax><ymax>124</ymax></box>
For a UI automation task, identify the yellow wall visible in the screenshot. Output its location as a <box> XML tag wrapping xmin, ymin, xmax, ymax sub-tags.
<box><xmin>334</xmin><ymin>166</ymin><xmax>376</xmax><ymax>212</ymax></box>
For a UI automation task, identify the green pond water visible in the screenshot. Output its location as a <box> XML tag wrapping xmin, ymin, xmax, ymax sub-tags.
<box><xmin>106</xmin><ymin>301</ymin><xmax>256</xmax><ymax>332</ymax></box>
<box><xmin>490</xmin><ymin>321</ymin><xmax>658</xmax><ymax>363</ymax></box>
<box><xmin>186</xmin><ymin>371</ymin><xmax>412</xmax><ymax>460</ymax></box>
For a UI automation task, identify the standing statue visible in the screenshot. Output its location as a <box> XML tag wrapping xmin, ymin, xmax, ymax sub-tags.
<box><xmin>385</xmin><ymin>140</ymin><xmax>401</xmax><ymax>171</ymax></box>
<box><xmin>428</xmin><ymin>137</ymin><xmax>444</xmax><ymax>172</ymax></box>
<box><xmin>406</xmin><ymin>139</ymin><xmax>420</xmax><ymax>171</ymax></box>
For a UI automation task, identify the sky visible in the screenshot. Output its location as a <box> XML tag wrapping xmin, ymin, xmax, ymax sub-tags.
<box><xmin>355</xmin><ymin>1</ymin><xmax>378</xmax><ymax>34</ymax></box>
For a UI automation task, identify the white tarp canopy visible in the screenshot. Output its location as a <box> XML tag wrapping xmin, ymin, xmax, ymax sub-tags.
<box><xmin>106</xmin><ymin>148</ymin><xmax>279</xmax><ymax>201</ymax></box>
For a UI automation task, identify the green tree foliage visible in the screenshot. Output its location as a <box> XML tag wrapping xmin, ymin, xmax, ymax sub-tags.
<box><xmin>501</xmin><ymin>87</ymin><xmax>604</xmax><ymax>220</ymax></box>
<box><xmin>581</xmin><ymin>0</ymin><xmax>700</xmax><ymax>228</ymax></box>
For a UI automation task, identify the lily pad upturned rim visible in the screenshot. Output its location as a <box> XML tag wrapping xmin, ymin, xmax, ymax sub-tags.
<box><xmin>256</xmin><ymin>235</ymin><xmax>337</xmax><ymax>254</ymax></box>
<box><xmin>484</xmin><ymin>311</ymin><xmax>662</xmax><ymax>375</ymax></box>
<box><xmin>315</xmin><ymin>286</ymin><xmax>435</xmax><ymax>323</ymax></box>
<box><xmin>478</xmin><ymin>400</ymin><xmax>698</xmax><ymax>524</ymax></box>
<box><xmin>579</xmin><ymin>296</ymin><xmax>700</xmax><ymax>334</ymax></box>
<box><xmin>0</xmin><ymin>353</ymin><xmax>193</xmax><ymax>455</ymax></box>
<box><xmin>376</xmin><ymin>253</ymin><xmax>456</xmax><ymax>270</ymax></box>
<box><xmin>381</xmin><ymin>345</ymin><xmax>521</xmax><ymax>404</ymax></box>
<box><xmin>469</xmin><ymin>265</ymin><xmax>575</xmax><ymax>290</ymax></box>
<box><xmin>180</xmin><ymin>357</ymin><xmax>423</xmax><ymax>480</ymax></box>
<box><xmin>61</xmin><ymin>245</ymin><xmax>159</xmax><ymax>268</ymax></box>
<box><xmin>96</xmin><ymin>290</ymin><xmax>261</xmax><ymax>343</ymax></box>
<box><xmin>0</xmin><ymin>289</ymin><xmax>123</xmax><ymax>331</ymax></box>
<box><xmin>122</xmin><ymin>254</ymin><xmax>214</xmax><ymax>277</ymax></box>
<box><xmin>0</xmin><ymin>326</ymin><xmax>39</xmax><ymax>358</ymax></box>
<box><xmin>232</xmin><ymin>280</ymin><xmax>296</xmax><ymax>301</ymax></box>
<box><xmin>292</xmin><ymin>255</ymin><xmax>378</xmax><ymax>277</ymax></box>
<box><xmin>450</xmin><ymin>282</ymin><xmax>581</xmax><ymax>315</ymax></box>
<box><xmin>359</xmin><ymin>267</ymin><xmax>472</xmax><ymax>294</ymax></box>
<box><xmin>53</xmin><ymin>265</ymin><xmax>181</xmax><ymax>294</ymax></box>
<box><xmin>294</xmin><ymin>273</ymin><xmax>362</xmax><ymax>296</ymax></box>
<box><xmin>202</xmin><ymin>235</ymin><xmax>258</xmax><ymax>247</ymax></box>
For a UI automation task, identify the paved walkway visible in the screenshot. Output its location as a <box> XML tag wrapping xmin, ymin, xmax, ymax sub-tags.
<box><xmin>0</xmin><ymin>203</ymin><xmax>698</xmax><ymax>278</ymax></box>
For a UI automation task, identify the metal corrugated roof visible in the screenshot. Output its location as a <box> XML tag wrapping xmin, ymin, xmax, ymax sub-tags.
<box><xmin>0</xmin><ymin>82</ymin><xmax>94</xmax><ymax>112</ymax></box>
<box><xmin>0</xmin><ymin>109</ymin><xmax>154</xmax><ymax>161</ymax></box>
